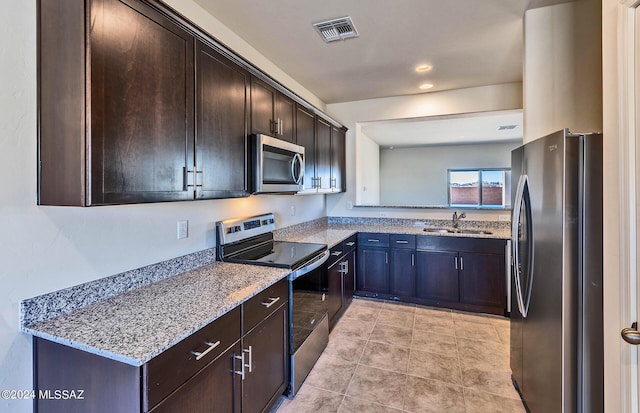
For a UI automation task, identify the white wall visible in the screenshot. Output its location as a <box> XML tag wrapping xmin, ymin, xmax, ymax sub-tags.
<box><xmin>379</xmin><ymin>142</ymin><xmax>519</xmax><ymax>206</ymax></box>
<box><xmin>0</xmin><ymin>1</ymin><xmax>326</xmax><ymax>412</ymax></box>
<box><xmin>523</xmin><ymin>0</ymin><xmax>602</xmax><ymax>142</ymax></box>
<box><xmin>326</xmin><ymin>82</ymin><xmax>523</xmax><ymax>220</ymax></box>
<box><xmin>354</xmin><ymin>127</ymin><xmax>380</xmax><ymax>205</ymax></box>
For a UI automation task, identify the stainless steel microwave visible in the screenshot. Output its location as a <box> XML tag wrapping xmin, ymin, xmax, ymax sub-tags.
<box><xmin>250</xmin><ymin>134</ymin><xmax>305</xmax><ymax>194</ymax></box>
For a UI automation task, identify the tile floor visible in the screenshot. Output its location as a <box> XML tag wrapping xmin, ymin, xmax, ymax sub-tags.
<box><xmin>275</xmin><ymin>298</ymin><xmax>526</xmax><ymax>413</ymax></box>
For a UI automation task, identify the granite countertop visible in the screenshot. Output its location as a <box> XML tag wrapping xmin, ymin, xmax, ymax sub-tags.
<box><xmin>22</xmin><ymin>262</ymin><xmax>289</xmax><ymax>367</ymax></box>
<box><xmin>276</xmin><ymin>222</ymin><xmax>510</xmax><ymax>249</ymax></box>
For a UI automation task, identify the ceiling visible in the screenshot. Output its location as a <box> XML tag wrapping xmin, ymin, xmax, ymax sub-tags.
<box><xmin>192</xmin><ymin>0</ymin><xmax>562</xmax><ymax>104</ymax></box>
<box><xmin>360</xmin><ymin>110</ymin><xmax>523</xmax><ymax>148</ymax></box>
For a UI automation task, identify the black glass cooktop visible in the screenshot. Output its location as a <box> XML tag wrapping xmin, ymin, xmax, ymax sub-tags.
<box><xmin>228</xmin><ymin>240</ymin><xmax>327</xmax><ymax>270</ymax></box>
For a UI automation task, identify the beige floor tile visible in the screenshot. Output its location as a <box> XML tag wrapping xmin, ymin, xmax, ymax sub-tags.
<box><xmin>454</xmin><ymin>320</ymin><xmax>501</xmax><ymax>343</ymax></box>
<box><xmin>331</xmin><ymin>317</ymin><xmax>375</xmax><ymax>340</ymax></box>
<box><xmin>338</xmin><ymin>396</ymin><xmax>403</xmax><ymax>413</ymax></box>
<box><xmin>351</xmin><ymin>297</ymin><xmax>384</xmax><ymax>308</ymax></box>
<box><xmin>305</xmin><ymin>353</ymin><xmax>358</xmax><ymax>394</ymax></box>
<box><xmin>457</xmin><ymin>339</ymin><xmax>509</xmax><ymax>371</ymax></box>
<box><xmin>415</xmin><ymin>306</ymin><xmax>453</xmax><ymax>318</ymax></box>
<box><xmin>403</xmin><ymin>375</ymin><xmax>466</xmax><ymax>413</ymax></box>
<box><xmin>414</xmin><ymin>313</ymin><xmax>456</xmax><ymax>336</ymax></box>
<box><xmin>376</xmin><ymin>308</ymin><xmax>416</xmax><ymax>327</ymax></box>
<box><xmin>461</xmin><ymin>366</ymin><xmax>521</xmax><ymax>400</ymax></box>
<box><xmin>343</xmin><ymin>304</ymin><xmax>380</xmax><ymax>323</ymax></box>
<box><xmin>411</xmin><ymin>329</ymin><xmax>458</xmax><ymax>355</ymax></box>
<box><xmin>369</xmin><ymin>323</ymin><xmax>413</xmax><ymax>348</ymax></box>
<box><xmin>346</xmin><ymin>365</ymin><xmax>407</xmax><ymax>410</ymax></box>
<box><xmin>382</xmin><ymin>300</ymin><xmax>416</xmax><ymax>313</ymax></box>
<box><xmin>495</xmin><ymin>325</ymin><xmax>510</xmax><ymax>345</ymax></box>
<box><xmin>277</xmin><ymin>384</ymin><xmax>343</xmax><ymax>413</ymax></box>
<box><xmin>407</xmin><ymin>349</ymin><xmax>462</xmax><ymax>385</ymax></box>
<box><xmin>463</xmin><ymin>388</ymin><xmax>527</xmax><ymax>413</ymax></box>
<box><xmin>359</xmin><ymin>341</ymin><xmax>410</xmax><ymax>373</ymax></box>
<box><xmin>452</xmin><ymin>311</ymin><xmax>494</xmax><ymax>325</ymax></box>
<box><xmin>323</xmin><ymin>335</ymin><xmax>367</xmax><ymax>364</ymax></box>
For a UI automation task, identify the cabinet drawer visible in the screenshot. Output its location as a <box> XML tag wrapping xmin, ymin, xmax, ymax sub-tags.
<box><xmin>243</xmin><ymin>279</ymin><xmax>288</xmax><ymax>333</ymax></box>
<box><xmin>328</xmin><ymin>245</ymin><xmax>345</xmax><ymax>267</ymax></box>
<box><xmin>416</xmin><ymin>236</ymin><xmax>505</xmax><ymax>254</ymax></box>
<box><xmin>144</xmin><ymin>305</ymin><xmax>241</xmax><ymax>410</ymax></box>
<box><xmin>342</xmin><ymin>234</ymin><xmax>357</xmax><ymax>251</ymax></box>
<box><xmin>389</xmin><ymin>234</ymin><xmax>416</xmax><ymax>249</ymax></box>
<box><xmin>358</xmin><ymin>233</ymin><xmax>389</xmax><ymax>248</ymax></box>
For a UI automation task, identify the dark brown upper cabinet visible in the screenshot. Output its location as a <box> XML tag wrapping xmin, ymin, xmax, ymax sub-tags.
<box><xmin>295</xmin><ymin>106</ymin><xmax>317</xmax><ymax>192</ymax></box>
<box><xmin>330</xmin><ymin>126</ymin><xmax>346</xmax><ymax>192</ymax></box>
<box><xmin>315</xmin><ymin>117</ymin><xmax>332</xmax><ymax>192</ymax></box>
<box><xmin>39</xmin><ymin>0</ymin><xmax>195</xmax><ymax>205</ymax></box>
<box><xmin>250</xmin><ymin>77</ymin><xmax>296</xmax><ymax>143</ymax></box>
<box><xmin>195</xmin><ymin>40</ymin><xmax>250</xmax><ymax>199</ymax></box>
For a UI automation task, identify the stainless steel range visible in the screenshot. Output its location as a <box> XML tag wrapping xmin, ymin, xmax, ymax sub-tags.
<box><xmin>216</xmin><ymin>213</ymin><xmax>330</xmax><ymax>396</ymax></box>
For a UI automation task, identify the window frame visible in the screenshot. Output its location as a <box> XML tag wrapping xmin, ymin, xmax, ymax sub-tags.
<box><xmin>447</xmin><ymin>167</ymin><xmax>511</xmax><ymax>209</ymax></box>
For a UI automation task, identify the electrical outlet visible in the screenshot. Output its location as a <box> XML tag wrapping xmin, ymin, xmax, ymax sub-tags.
<box><xmin>346</xmin><ymin>201</ymin><xmax>353</xmax><ymax>210</ymax></box>
<box><xmin>290</xmin><ymin>205</ymin><xmax>296</xmax><ymax>216</ymax></box>
<box><xmin>379</xmin><ymin>211</ymin><xmax>389</xmax><ymax>218</ymax></box>
<box><xmin>177</xmin><ymin>220</ymin><xmax>188</xmax><ymax>239</ymax></box>
<box><xmin>499</xmin><ymin>214</ymin><xmax>510</xmax><ymax>222</ymax></box>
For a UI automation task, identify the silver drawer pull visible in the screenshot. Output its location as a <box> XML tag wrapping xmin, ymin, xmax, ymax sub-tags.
<box><xmin>396</xmin><ymin>240</ymin><xmax>409</xmax><ymax>244</ymax></box>
<box><xmin>345</xmin><ymin>242</ymin><xmax>355</xmax><ymax>247</ymax></box>
<box><xmin>331</xmin><ymin>250</ymin><xmax>343</xmax><ymax>256</ymax></box>
<box><xmin>367</xmin><ymin>239</ymin><xmax>380</xmax><ymax>242</ymax></box>
<box><xmin>261</xmin><ymin>296</ymin><xmax>281</xmax><ymax>308</ymax></box>
<box><xmin>191</xmin><ymin>340</ymin><xmax>221</xmax><ymax>361</ymax></box>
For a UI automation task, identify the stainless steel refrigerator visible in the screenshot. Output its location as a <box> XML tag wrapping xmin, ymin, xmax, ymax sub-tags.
<box><xmin>510</xmin><ymin>129</ymin><xmax>603</xmax><ymax>413</ymax></box>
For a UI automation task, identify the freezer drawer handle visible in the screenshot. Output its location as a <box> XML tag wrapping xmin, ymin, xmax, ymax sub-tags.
<box><xmin>621</xmin><ymin>322</ymin><xmax>640</xmax><ymax>345</ymax></box>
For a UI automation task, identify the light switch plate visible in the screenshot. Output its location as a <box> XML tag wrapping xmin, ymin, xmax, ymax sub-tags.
<box><xmin>177</xmin><ymin>220</ymin><xmax>188</xmax><ymax>239</ymax></box>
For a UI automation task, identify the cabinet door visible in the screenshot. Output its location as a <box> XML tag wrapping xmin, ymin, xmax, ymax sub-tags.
<box><xmin>195</xmin><ymin>40</ymin><xmax>249</xmax><ymax>199</ymax></box>
<box><xmin>296</xmin><ymin>106</ymin><xmax>317</xmax><ymax>191</ymax></box>
<box><xmin>357</xmin><ymin>247</ymin><xmax>389</xmax><ymax>294</ymax></box>
<box><xmin>90</xmin><ymin>0</ymin><xmax>195</xmax><ymax>204</ymax></box>
<box><xmin>459</xmin><ymin>252</ymin><xmax>505</xmax><ymax>309</ymax></box>
<box><xmin>242</xmin><ymin>303</ymin><xmax>288</xmax><ymax>413</ymax></box>
<box><xmin>315</xmin><ymin>117</ymin><xmax>332</xmax><ymax>191</ymax></box>
<box><xmin>250</xmin><ymin>77</ymin><xmax>275</xmax><ymax>136</ymax></box>
<box><xmin>275</xmin><ymin>93</ymin><xmax>296</xmax><ymax>143</ymax></box>
<box><xmin>150</xmin><ymin>343</ymin><xmax>240</xmax><ymax>413</ymax></box>
<box><xmin>390</xmin><ymin>249</ymin><xmax>415</xmax><ymax>298</ymax></box>
<box><xmin>328</xmin><ymin>261</ymin><xmax>343</xmax><ymax>326</ymax></box>
<box><xmin>343</xmin><ymin>250</ymin><xmax>356</xmax><ymax>304</ymax></box>
<box><xmin>330</xmin><ymin>126</ymin><xmax>346</xmax><ymax>192</ymax></box>
<box><xmin>415</xmin><ymin>251</ymin><xmax>459</xmax><ymax>303</ymax></box>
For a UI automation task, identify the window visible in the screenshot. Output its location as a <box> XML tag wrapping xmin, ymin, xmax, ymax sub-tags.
<box><xmin>448</xmin><ymin>168</ymin><xmax>511</xmax><ymax>209</ymax></box>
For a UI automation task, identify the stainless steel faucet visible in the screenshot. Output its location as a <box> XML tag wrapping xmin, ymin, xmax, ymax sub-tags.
<box><xmin>452</xmin><ymin>211</ymin><xmax>466</xmax><ymax>228</ymax></box>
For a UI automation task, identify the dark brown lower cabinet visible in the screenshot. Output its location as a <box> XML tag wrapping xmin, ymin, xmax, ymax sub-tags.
<box><xmin>328</xmin><ymin>259</ymin><xmax>344</xmax><ymax>326</ymax></box>
<box><xmin>150</xmin><ymin>343</ymin><xmax>240</xmax><ymax>413</ymax></box>
<box><xmin>241</xmin><ymin>303</ymin><xmax>288</xmax><ymax>413</ymax></box>
<box><xmin>33</xmin><ymin>282</ymin><xmax>289</xmax><ymax>413</ymax></box>
<box><xmin>356</xmin><ymin>247</ymin><xmax>389</xmax><ymax>295</ymax></box>
<box><xmin>458</xmin><ymin>252</ymin><xmax>505</xmax><ymax>310</ymax></box>
<box><xmin>415</xmin><ymin>251</ymin><xmax>459</xmax><ymax>303</ymax></box>
<box><xmin>389</xmin><ymin>249</ymin><xmax>416</xmax><ymax>298</ymax></box>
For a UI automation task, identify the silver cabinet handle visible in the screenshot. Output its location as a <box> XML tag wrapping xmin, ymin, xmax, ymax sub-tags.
<box><xmin>454</xmin><ymin>256</ymin><xmax>458</xmax><ymax>270</ymax></box>
<box><xmin>244</xmin><ymin>346</ymin><xmax>253</xmax><ymax>372</ymax></box>
<box><xmin>460</xmin><ymin>256</ymin><xmax>464</xmax><ymax>270</ymax></box>
<box><xmin>396</xmin><ymin>240</ymin><xmax>409</xmax><ymax>244</ymax></box>
<box><xmin>345</xmin><ymin>242</ymin><xmax>355</xmax><ymax>247</ymax></box>
<box><xmin>622</xmin><ymin>323</ymin><xmax>640</xmax><ymax>345</ymax></box>
<box><xmin>191</xmin><ymin>340</ymin><xmax>221</xmax><ymax>361</ymax></box>
<box><xmin>261</xmin><ymin>296</ymin><xmax>281</xmax><ymax>308</ymax></box>
<box><xmin>385</xmin><ymin>252</ymin><xmax>388</xmax><ymax>264</ymax></box>
<box><xmin>234</xmin><ymin>352</ymin><xmax>245</xmax><ymax>380</ymax></box>
<box><xmin>367</xmin><ymin>239</ymin><xmax>380</xmax><ymax>242</ymax></box>
<box><xmin>411</xmin><ymin>253</ymin><xmax>415</xmax><ymax>267</ymax></box>
<box><xmin>331</xmin><ymin>250</ymin><xmax>343</xmax><ymax>256</ymax></box>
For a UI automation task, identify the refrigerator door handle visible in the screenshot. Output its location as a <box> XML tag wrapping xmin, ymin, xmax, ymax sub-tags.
<box><xmin>512</xmin><ymin>174</ymin><xmax>533</xmax><ymax>318</ymax></box>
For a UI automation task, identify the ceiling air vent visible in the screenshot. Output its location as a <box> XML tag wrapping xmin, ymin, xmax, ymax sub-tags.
<box><xmin>313</xmin><ymin>17</ymin><xmax>359</xmax><ymax>43</ymax></box>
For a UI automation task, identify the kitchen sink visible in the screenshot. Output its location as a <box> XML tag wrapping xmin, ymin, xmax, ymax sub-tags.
<box><xmin>422</xmin><ymin>227</ymin><xmax>493</xmax><ymax>235</ymax></box>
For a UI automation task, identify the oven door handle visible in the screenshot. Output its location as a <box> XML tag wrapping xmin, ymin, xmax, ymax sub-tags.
<box><xmin>288</xmin><ymin>250</ymin><xmax>330</xmax><ymax>281</ymax></box>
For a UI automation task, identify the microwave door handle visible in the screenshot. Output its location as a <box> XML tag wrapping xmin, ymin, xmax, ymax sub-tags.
<box><xmin>292</xmin><ymin>153</ymin><xmax>304</xmax><ymax>184</ymax></box>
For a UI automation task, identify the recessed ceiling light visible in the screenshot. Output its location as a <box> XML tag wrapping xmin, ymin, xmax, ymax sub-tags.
<box><xmin>419</xmin><ymin>83</ymin><xmax>434</xmax><ymax>90</ymax></box>
<box><xmin>415</xmin><ymin>64</ymin><xmax>432</xmax><ymax>73</ymax></box>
